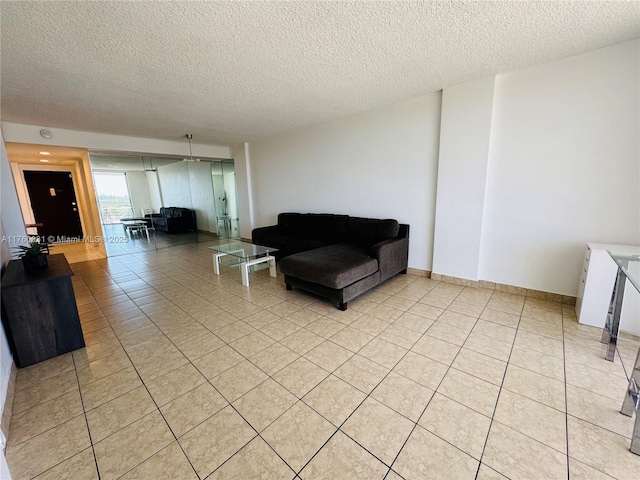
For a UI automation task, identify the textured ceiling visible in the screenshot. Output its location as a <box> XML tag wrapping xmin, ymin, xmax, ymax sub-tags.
<box><xmin>1</xmin><ymin>1</ymin><xmax>638</xmax><ymax>146</ymax></box>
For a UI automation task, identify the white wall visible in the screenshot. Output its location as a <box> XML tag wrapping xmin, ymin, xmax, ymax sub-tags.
<box><xmin>479</xmin><ymin>39</ymin><xmax>640</xmax><ymax>295</ymax></box>
<box><xmin>125</xmin><ymin>171</ymin><xmax>151</xmax><ymax>217</ymax></box>
<box><xmin>0</xmin><ymin>134</ymin><xmax>27</xmax><ymax>246</ymax></box>
<box><xmin>249</xmin><ymin>93</ymin><xmax>442</xmax><ymax>270</ymax></box>
<box><xmin>246</xmin><ymin>40</ymin><xmax>638</xmax><ymax>294</ymax></box>
<box><xmin>432</xmin><ymin>76</ymin><xmax>495</xmax><ymax>281</ymax></box>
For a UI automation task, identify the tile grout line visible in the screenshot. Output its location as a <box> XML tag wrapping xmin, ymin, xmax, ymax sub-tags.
<box><xmin>201</xmin><ymin>276</ymin><xmax>435</xmax><ymax>477</ymax></box>
<box><xmin>472</xmin><ymin>295</ymin><xmax>525</xmax><ymax>479</ymax></box>
<box><xmin>70</xmin><ymin>281</ymin><xmax>104</xmax><ymax>480</ymax></box>
<box><xmin>362</xmin><ymin>289</ymin><xmax>498</xmax><ymax>472</ymax></box>
<box><xmin>562</xmin><ymin>309</ymin><xmax>571</xmax><ymax>480</ymax></box>
<box><xmin>559</xmin><ymin>314</ymin><xmax>634</xmax><ymax>479</ymax></box>
<box><xmin>112</xmin><ymin>265</ymin><xmax>321</xmax><ymax>478</ymax></box>
<box><xmin>79</xmin><ymin>256</ymin><xmax>423</xmax><ymax>479</ymax></box>
<box><xmin>11</xmin><ymin>360</ymin><xmax>100</xmax><ymax>479</ymax></box>
<box><xmin>148</xmin><ymin>266</ymin><xmax>604</xmax><ymax>472</ymax></box>
<box><xmin>108</xmin><ymin>261</ymin><xmax>283</xmax><ymax>480</ymax></box>
<box><xmin>11</xmin><ymin>251</ymin><xmax>600</xmax><ymax>480</ymax></box>
<box><xmin>383</xmin><ymin>286</ymin><xmax>487</xmax><ymax>478</ymax></box>
<box><xmin>75</xmin><ymin>279</ymin><xmax>106</xmax><ymax>480</ymax></box>
<box><xmin>190</xmin><ymin>324</ymin><xmax>359</xmax><ymax>477</ymax></box>
<box><xmin>77</xmin><ymin>265</ymin><xmax>204</xmax><ymax>480</ymax></box>
<box><xmin>70</xmin><ymin>358</ymin><xmax>102</xmax><ymax>480</ymax></box>
<box><xmin>11</xmin><ymin>255</ymin><xmax>404</xmax><ymax>476</ymax></box>
<box><xmin>194</xmin><ymin>279</ymin><xmax>486</xmax><ymax>476</ymax></box>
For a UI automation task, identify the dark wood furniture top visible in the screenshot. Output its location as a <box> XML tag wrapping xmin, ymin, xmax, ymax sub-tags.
<box><xmin>3</xmin><ymin>253</ymin><xmax>74</xmax><ymax>287</ymax></box>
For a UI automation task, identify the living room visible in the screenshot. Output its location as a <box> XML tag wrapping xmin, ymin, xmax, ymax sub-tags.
<box><xmin>0</xmin><ymin>2</ymin><xmax>639</xmax><ymax>479</ymax></box>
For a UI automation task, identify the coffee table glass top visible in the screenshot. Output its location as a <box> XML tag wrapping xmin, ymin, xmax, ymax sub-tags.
<box><xmin>120</xmin><ymin>218</ymin><xmax>150</xmax><ymax>223</ymax></box>
<box><xmin>209</xmin><ymin>241</ymin><xmax>278</xmax><ymax>261</ymax></box>
<box><xmin>608</xmin><ymin>250</ymin><xmax>640</xmax><ymax>293</ymax></box>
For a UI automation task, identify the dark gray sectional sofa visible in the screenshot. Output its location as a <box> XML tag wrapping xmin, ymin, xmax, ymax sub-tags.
<box><xmin>252</xmin><ymin>213</ymin><xmax>409</xmax><ymax>310</ymax></box>
<box><xmin>146</xmin><ymin>207</ymin><xmax>196</xmax><ymax>233</ymax></box>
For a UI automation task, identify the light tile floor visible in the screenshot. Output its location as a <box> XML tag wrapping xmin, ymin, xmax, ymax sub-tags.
<box><xmin>5</xmin><ymin>242</ymin><xmax>640</xmax><ymax>479</ymax></box>
<box><xmin>51</xmin><ymin>241</ymin><xmax>106</xmax><ymax>263</ymax></box>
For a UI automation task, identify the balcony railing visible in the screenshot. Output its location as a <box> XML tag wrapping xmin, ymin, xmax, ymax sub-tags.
<box><xmin>100</xmin><ymin>206</ymin><xmax>135</xmax><ymax>224</ymax></box>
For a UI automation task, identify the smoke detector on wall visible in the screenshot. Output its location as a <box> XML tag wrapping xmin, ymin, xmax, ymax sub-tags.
<box><xmin>183</xmin><ymin>134</ymin><xmax>200</xmax><ymax>162</ymax></box>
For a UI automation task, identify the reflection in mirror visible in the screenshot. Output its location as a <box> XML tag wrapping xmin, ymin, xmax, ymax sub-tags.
<box><xmin>151</xmin><ymin>159</ymin><xmax>196</xmax><ymax>247</ymax></box>
<box><xmin>88</xmin><ymin>153</ymin><xmax>239</xmax><ymax>258</ymax></box>
<box><xmin>88</xmin><ymin>154</ymin><xmax>154</xmax><ymax>256</ymax></box>
<box><xmin>211</xmin><ymin>161</ymin><xmax>240</xmax><ymax>239</ymax></box>
<box><xmin>182</xmin><ymin>161</ymin><xmax>217</xmax><ymax>244</ymax></box>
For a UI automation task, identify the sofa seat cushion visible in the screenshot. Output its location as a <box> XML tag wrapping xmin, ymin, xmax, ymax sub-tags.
<box><xmin>279</xmin><ymin>244</ymin><xmax>379</xmax><ymax>289</ymax></box>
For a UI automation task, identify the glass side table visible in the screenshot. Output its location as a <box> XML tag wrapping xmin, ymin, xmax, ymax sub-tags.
<box><xmin>600</xmin><ymin>251</ymin><xmax>640</xmax><ymax>454</ymax></box>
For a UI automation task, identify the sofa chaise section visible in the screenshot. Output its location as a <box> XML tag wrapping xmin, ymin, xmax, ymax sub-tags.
<box><xmin>257</xmin><ymin>214</ymin><xmax>409</xmax><ymax>310</ymax></box>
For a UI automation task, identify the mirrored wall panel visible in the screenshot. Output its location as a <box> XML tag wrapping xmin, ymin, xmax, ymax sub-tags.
<box><xmin>210</xmin><ymin>160</ymin><xmax>240</xmax><ymax>239</ymax></box>
<box><xmin>89</xmin><ymin>153</ymin><xmax>239</xmax><ymax>257</ymax></box>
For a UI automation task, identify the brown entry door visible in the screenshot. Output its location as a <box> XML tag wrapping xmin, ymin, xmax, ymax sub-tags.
<box><xmin>24</xmin><ymin>171</ymin><xmax>83</xmax><ymax>241</ymax></box>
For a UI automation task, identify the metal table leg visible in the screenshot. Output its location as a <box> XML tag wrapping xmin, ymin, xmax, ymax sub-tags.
<box><xmin>620</xmin><ymin>344</ymin><xmax>640</xmax><ymax>454</ymax></box>
<box><xmin>632</xmin><ymin>408</ymin><xmax>640</xmax><ymax>455</ymax></box>
<box><xmin>601</xmin><ymin>267</ymin><xmax>626</xmax><ymax>362</ymax></box>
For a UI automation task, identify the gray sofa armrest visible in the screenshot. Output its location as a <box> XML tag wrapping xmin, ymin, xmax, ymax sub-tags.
<box><xmin>371</xmin><ymin>237</ymin><xmax>409</xmax><ymax>281</ymax></box>
<box><xmin>252</xmin><ymin>225</ymin><xmax>280</xmax><ymax>242</ymax></box>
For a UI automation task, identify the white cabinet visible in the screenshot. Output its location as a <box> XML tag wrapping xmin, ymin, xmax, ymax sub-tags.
<box><xmin>576</xmin><ymin>243</ymin><xmax>640</xmax><ymax>336</ymax></box>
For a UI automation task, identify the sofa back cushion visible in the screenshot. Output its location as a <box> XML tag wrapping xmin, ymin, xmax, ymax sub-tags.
<box><xmin>346</xmin><ymin>217</ymin><xmax>400</xmax><ymax>247</ymax></box>
<box><xmin>277</xmin><ymin>213</ymin><xmax>348</xmax><ymax>241</ymax></box>
<box><xmin>160</xmin><ymin>207</ymin><xmax>190</xmax><ymax>218</ymax></box>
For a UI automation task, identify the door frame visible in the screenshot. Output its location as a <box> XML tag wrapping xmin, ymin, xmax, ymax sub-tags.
<box><xmin>12</xmin><ymin>163</ymin><xmax>89</xmax><ymax>240</ymax></box>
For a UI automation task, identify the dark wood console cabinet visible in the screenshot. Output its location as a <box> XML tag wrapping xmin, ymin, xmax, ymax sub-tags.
<box><xmin>1</xmin><ymin>254</ymin><xmax>85</xmax><ymax>368</ymax></box>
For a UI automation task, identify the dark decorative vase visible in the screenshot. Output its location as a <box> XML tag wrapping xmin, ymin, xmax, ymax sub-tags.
<box><xmin>21</xmin><ymin>253</ymin><xmax>48</xmax><ymax>273</ymax></box>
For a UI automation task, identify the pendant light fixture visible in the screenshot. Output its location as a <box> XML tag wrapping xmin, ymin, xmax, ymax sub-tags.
<box><xmin>183</xmin><ymin>133</ymin><xmax>200</xmax><ymax>162</ymax></box>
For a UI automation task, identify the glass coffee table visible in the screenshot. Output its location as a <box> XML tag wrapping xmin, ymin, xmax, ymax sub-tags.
<box><xmin>209</xmin><ymin>241</ymin><xmax>278</xmax><ymax>287</ymax></box>
<box><xmin>120</xmin><ymin>218</ymin><xmax>152</xmax><ymax>240</ymax></box>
